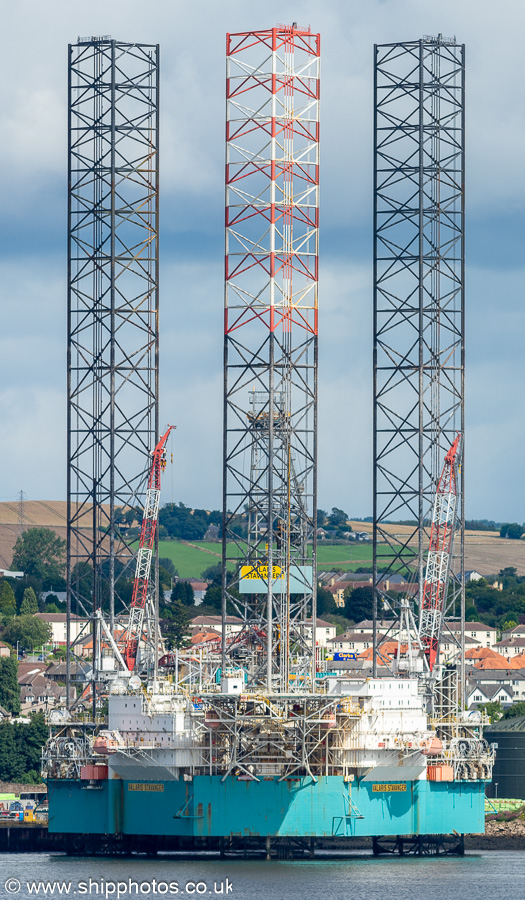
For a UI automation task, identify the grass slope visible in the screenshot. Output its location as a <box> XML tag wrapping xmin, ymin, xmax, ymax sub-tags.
<box><xmin>157</xmin><ymin>539</ymin><xmax>407</xmax><ymax>579</ymax></box>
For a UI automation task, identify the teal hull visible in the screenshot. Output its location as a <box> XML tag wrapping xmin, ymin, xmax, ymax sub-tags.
<box><xmin>47</xmin><ymin>776</ymin><xmax>485</xmax><ymax>837</ymax></box>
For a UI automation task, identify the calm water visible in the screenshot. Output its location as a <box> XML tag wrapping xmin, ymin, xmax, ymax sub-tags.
<box><xmin>0</xmin><ymin>851</ymin><xmax>522</xmax><ymax>899</ymax></box>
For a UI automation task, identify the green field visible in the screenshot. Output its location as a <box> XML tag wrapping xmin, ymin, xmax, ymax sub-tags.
<box><xmin>158</xmin><ymin>540</ymin><xmax>222</xmax><ymax>579</ymax></box>
<box><xmin>156</xmin><ymin>539</ymin><xmax>406</xmax><ymax>579</ymax></box>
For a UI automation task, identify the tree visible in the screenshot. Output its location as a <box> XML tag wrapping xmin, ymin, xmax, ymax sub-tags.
<box><xmin>0</xmin><ymin>581</ymin><xmax>16</xmax><ymax>616</ymax></box>
<box><xmin>11</xmin><ymin>527</ymin><xmax>66</xmax><ymax>583</ymax></box>
<box><xmin>0</xmin><ymin>721</ymin><xmax>22</xmax><ymax>781</ymax></box>
<box><xmin>123</xmin><ymin>508</ymin><xmax>136</xmax><ymax>527</ymax></box>
<box><xmin>17</xmin><ymin>712</ymin><xmax>48</xmax><ymax>780</ymax></box>
<box><xmin>316</xmin><ymin>509</ymin><xmax>327</xmax><ymax>527</ymax></box>
<box><xmin>203</xmin><ymin>584</ymin><xmax>222</xmax><ymax>611</ymax></box>
<box><xmin>20</xmin><ymin>587</ymin><xmax>38</xmax><ymax>615</ymax></box>
<box><xmin>500</xmin><ymin>523</ymin><xmax>524</xmax><ymax>540</ymax></box>
<box><xmin>171</xmin><ymin>582</ymin><xmax>195</xmax><ymax>606</ymax></box>
<box><xmin>202</xmin><ymin>564</ymin><xmax>222</xmax><ymax>585</ymax></box>
<box><xmin>159</xmin><ymin>558</ymin><xmax>178</xmax><ymax>578</ymax></box>
<box><xmin>327</xmin><ymin>507</ymin><xmax>349</xmax><ymax>528</ymax></box>
<box><xmin>502</xmin><ymin>702</ymin><xmax>525</xmax><ymax>719</ymax></box>
<box><xmin>43</xmin><ymin>593</ymin><xmax>66</xmax><ymax>613</ymax></box>
<box><xmin>4</xmin><ymin>616</ymin><xmax>52</xmax><ymax>652</ymax></box>
<box><xmin>499</xmin><ymin>567</ymin><xmax>518</xmax><ymax>580</ymax></box>
<box><xmin>0</xmin><ymin>714</ymin><xmax>48</xmax><ymax>783</ymax></box>
<box><xmin>478</xmin><ymin>701</ymin><xmax>503</xmax><ymax>723</ymax></box>
<box><xmin>317</xmin><ymin>587</ymin><xmax>337</xmax><ymax>616</ymax></box>
<box><xmin>344</xmin><ymin>586</ymin><xmax>373</xmax><ymax>622</ymax></box>
<box><xmin>0</xmin><ymin>657</ymin><xmax>20</xmax><ymax>715</ymax></box>
<box><xmin>160</xmin><ymin>599</ymin><xmax>190</xmax><ymax>650</ymax></box>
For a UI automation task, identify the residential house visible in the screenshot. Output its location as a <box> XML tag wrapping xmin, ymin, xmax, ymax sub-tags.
<box><xmin>190</xmin><ymin>629</ymin><xmax>221</xmax><ymax>648</ymax></box>
<box><xmin>493</xmin><ymin>638</ymin><xmax>525</xmax><ymax>659</ymax></box>
<box><xmin>469</xmin><ymin>669</ymin><xmax>525</xmax><ymax>702</ymax></box>
<box><xmin>445</xmin><ymin>620</ymin><xmax>498</xmax><ymax>650</ymax></box>
<box><xmin>465</xmin><ymin>570</ymin><xmax>483</xmax><ymax>582</ymax></box>
<box><xmin>45</xmin><ymin>661</ymin><xmax>90</xmax><ymax>684</ymax></box>
<box><xmin>187</xmin><ymin>581</ymin><xmax>209</xmax><ymax>603</ymax></box>
<box><xmin>474</xmin><ymin>657</ymin><xmax>515</xmax><ymax>671</ymax></box>
<box><xmin>34</xmin><ymin>613</ymin><xmax>90</xmax><ymax>647</ymax></box>
<box><xmin>467</xmin><ymin>682</ymin><xmax>513</xmax><ymax>709</ymax></box>
<box><xmin>436</xmin><ymin>634</ymin><xmax>481</xmax><ymax>663</ymax></box>
<box><xmin>465</xmin><ymin>647</ymin><xmax>507</xmax><ymax>666</ymax></box>
<box><xmin>326</xmin><ymin>582</ymin><xmax>352</xmax><ymax>608</ymax></box>
<box><xmin>0</xmin><ymin>642</ymin><xmax>10</xmax><ymax>658</ymax></box>
<box><xmin>303</xmin><ymin>618</ymin><xmax>337</xmax><ymax>648</ymax></box>
<box><xmin>17</xmin><ymin>664</ymin><xmax>75</xmax><ymax>712</ymax></box>
<box><xmin>353</xmin><ymin>619</ymin><xmax>399</xmax><ymax>636</ymax></box>
<box><xmin>327</xmin><ymin>631</ymin><xmax>383</xmax><ymax>655</ymax></box>
<box><xmin>502</xmin><ymin>624</ymin><xmax>525</xmax><ymax>640</ymax></box>
<box><xmin>190</xmin><ymin>615</ymin><xmax>243</xmax><ymax>638</ymax></box>
<box><xmin>317</xmin><ymin>572</ymin><xmax>338</xmax><ymax>586</ymax></box>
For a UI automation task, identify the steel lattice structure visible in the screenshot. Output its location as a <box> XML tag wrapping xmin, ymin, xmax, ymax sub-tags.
<box><xmin>372</xmin><ymin>36</ymin><xmax>465</xmax><ymax>681</ymax></box>
<box><xmin>67</xmin><ymin>38</ymin><xmax>159</xmax><ymax>699</ymax></box>
<box><xmin>222</xmin><ymin>26</ymin><xmax>320</xmax><ymax>693</ymax></box>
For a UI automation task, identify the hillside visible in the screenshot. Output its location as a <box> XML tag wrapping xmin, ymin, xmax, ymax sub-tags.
<box><xmin>0</xmin><ymin>501</ymin><xmax>108</xmax><ymax>570</ymax></box>
<box><xmin>348</xmin><ymin>521</ymin><xmax>525</xmax><ymax>577</ymax></box>
<box><xmin>0</xmin><ymin>501</ymin><xmax>68</xmax><ymax>569</ymax></box>
<box><xmin>0</xmin><ymin>503</ymin><xmax>522</xmax><ymax>578</ymax></box>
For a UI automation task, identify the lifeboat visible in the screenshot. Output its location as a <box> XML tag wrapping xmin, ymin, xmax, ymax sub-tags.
<box><xmin>204</xmin><ymin>710</ymin><xmax>221</xmax><ymax>730</ymax></box>
<box><xmin>420</xmin><ymin>737</ymin><xmax>443</xmax><ymax>757</ymax></box>
<box><xmin>93</xmin><ymin>731</ymin><xmax>120</xmax><ymax>755</ymax></box>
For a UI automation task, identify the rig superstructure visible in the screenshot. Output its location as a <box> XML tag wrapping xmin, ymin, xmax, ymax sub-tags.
<box><xmin>44</xmin><ymin>30</ymin><xmax>494</xmax><ymax>857</ymax></box>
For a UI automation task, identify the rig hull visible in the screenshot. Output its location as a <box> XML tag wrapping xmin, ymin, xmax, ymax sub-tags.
<box><xmin>47</xmin><ymin>775</ymin><xmax>485</xmax><ymax>838</ymax></box>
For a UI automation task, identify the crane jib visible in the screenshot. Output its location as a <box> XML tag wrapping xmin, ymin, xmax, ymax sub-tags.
<box><xmin>124</xmin><ymin>425</ymin><xmax>175</xmax><ymax>672</ymax></box>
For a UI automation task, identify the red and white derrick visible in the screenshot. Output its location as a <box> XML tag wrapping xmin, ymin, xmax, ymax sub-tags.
<box><xmin>419</xmin><ymin>434</ymin><xmax>462</xmax><ymax>672</ymax></box>
<box><xmin>124</xmin><ymin>426</ymin><xmax>174</xmax><ymax>672</ymax></box>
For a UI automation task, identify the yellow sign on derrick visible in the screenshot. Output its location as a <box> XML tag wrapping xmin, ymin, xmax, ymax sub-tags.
<box><xmin>240</xmin><ymin>565</ymin><xmax>282</xmax><ymax>580</ymax></box>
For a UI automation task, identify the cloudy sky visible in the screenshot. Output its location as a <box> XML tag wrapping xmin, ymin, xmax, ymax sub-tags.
<box><xmin>0</xmin><ymin>0</ymin><xmax>523</xmax><ymax>521</ymax></box>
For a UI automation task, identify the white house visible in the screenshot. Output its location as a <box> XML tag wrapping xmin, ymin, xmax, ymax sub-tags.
<box><xmin>353</xmin><ymin>619</ymin><xmax>399</xmax><ymax>636</ymax></box>
<box><xmin>467</xmin><ymin>682</ymin><xmax>513</xmax><ymax>708</ymax></box>
<box><xmin>445</xmin><ymin>620</ymin><xmax>498</xmax><ymax>649</ymax></box>
<box><xmin>303</xmin><ymin>618</ymin><xmax>337</xmax><ymax>648</ymax></box>
<box><xmin>440</xmin><ymin>634</ymin><xmax>481</xmax><ymax>662</ymax></box>
<box><xmin>34</xmin><ymin>613</ymin><xmax>89</xmax><ymax>647</ymax></box>
<box><xmin>327</xmin><ymin>631</ymin><xmax>383</xmax><ymax>655</ymax></box>
<box><xmin>494</xmin><ymin>638</ymin><xmax>525</xmax><ymax>659</ymax></box>
<box><xmin>190</xmin><ymin>615</ymin><xmax>243</xmax><ymax>638</ymax></box>
<box><xmin>469</xmin><ymin>670</ymin><xmax>525</xmax><ymax>701</ymax></box>
<box><xmin>502</xmin><ymin>624</ymin><xmax>525</xmax><ymax>640</ymax></box>
<box><xmin>465</xmin><ymin>570</ymin><xmax>483</xmax><ymax>582</ymax></box>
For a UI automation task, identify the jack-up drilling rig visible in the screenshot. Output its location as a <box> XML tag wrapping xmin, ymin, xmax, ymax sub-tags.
<box><xmin>43</xmin><ymin>30</ymin><xmax>493</xmax><ymax>856</ymax></box>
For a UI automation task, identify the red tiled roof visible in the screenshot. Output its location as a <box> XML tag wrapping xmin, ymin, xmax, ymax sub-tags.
<box><xmin>475</xmin><ymin>657</ymin><xmax>513</xmax><ymax>670</ymax></box>
<box><xmin>465</xmin><ymin>647</ymin><xmax>504</xmax><ymax>660</ymax></box>
<box><xmin>191</xmin><ymin>630</ymin><xmax>221</xmax><ymax>646</ymax></box>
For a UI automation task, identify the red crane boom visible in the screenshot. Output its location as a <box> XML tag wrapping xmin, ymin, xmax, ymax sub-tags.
<box><xmin>419</xmin><ymin>434</ymin><xmax>462</xmax><ymax>672</ymax></box>
<box><xmin>124</xmin><ymin>426</ymin><xmax>175</xmax><ymax>671</ymax></box>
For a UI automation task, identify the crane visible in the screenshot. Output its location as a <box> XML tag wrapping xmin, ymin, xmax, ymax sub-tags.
<box><xmin>418</xmin><ymin>433</ymin><xmax>462</xmax><ymax>672</ymax></box>
<box><xmin>124</xmin><ymin>426</ymin><xmax>175</xmax><ymax>671</ymax></box>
